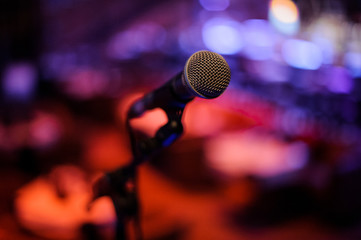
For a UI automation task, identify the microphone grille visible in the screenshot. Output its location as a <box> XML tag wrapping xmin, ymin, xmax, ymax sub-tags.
<box><xmin>184</xmin><ymin>50</ymin><xmax>231</xmax><ymax>99</ymax></box>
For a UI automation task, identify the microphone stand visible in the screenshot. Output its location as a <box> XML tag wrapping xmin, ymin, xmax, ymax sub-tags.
<box><xmin>91</xmin><ymin>103</ymin><xmax>188</xmax><ymax>240</ymax></box>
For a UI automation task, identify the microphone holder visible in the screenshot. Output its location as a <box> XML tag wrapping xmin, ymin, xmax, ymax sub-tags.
<box><xmin>92</xmin><ymin>102</ymin><xmax>189</xmax><ymax>240</ymax></box>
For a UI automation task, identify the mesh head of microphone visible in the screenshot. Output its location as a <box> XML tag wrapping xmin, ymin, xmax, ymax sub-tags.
<box><xmin>183</xmin><ymin>50</ymin><xmax>231</xmax><ymax>99</ymax></box>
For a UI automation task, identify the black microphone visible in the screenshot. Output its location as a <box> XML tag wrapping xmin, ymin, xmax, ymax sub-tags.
<box><xmin>128</xmin><ymin>50</ymin><xmax>231</xmax><ymax>118</ymax></box>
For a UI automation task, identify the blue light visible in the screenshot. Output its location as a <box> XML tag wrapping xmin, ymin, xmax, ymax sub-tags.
<box><xmin>282</xmin><ymin>39</ymin><xmax>323</xmax><ymax>70</ymax></box>
<box><xmin>311</xmin><ymin>36</ymin><xmax>335</xmax><ymax>65</ymax></box>
<box><xmin>202</xmin><ymin>18</ymin><xmax>243</xmax><ymax>55</ymax></box>
<box><xmin>344</xmin><ymin>52</ymin><xmax>361</xmax><ymax>77</ymax></box>
<box><xmin>179</xmin><ymin>26</ymin><xmax>204</xmax><ymax>54</ymax></box>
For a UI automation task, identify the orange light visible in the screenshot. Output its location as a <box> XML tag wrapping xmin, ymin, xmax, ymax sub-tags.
<box><xmin>270</xmin><ymin>0</ymin><xmax>299</xmax><ymax>24</ymax></box>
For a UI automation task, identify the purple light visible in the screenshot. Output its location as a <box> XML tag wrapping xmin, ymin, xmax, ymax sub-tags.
<box><xmin>2</xmin><ymin>63</ymin><xmax>37</xmax><ymax>100</ymax></box>
<box><xmin>202</xmin><ymin>17</ymin><xmax>243</xmax><ymax>55</ymax></box>
<box><xmin>179</xmin><ymin>25</ymin><xmax>204</xmax><ymax>54</ymax></box>
<box><xmin>199</xmin><ymin>0</ymin><xmax>230</xmax><ymax>11</ymax></box>
<box><xmin>63</xmin><ymin>68</ymin><xmax>108</xmax><ymax>99</ymax></box>
<box><xmin>326</xmin><ymin>66</ymin><xmax>353</xmax><ymax>94</ymax></box>
<box><xmin>242</xmin><ymin>19</ymin><xmax>275</xmax><ymax>61</ymax></box>
<box><xmin>107</xmin><ymin>23</ymin><xmax>167</xmax><ymax>60</ymax></box>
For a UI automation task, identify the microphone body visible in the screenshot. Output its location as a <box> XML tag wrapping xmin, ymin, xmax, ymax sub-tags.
<box><xmin>128</xmin><ymin>50</ymin><xmax>231</xmax><ymax>118</ymax></box>
<box><xmin>128</xmin><ymin>73</ymin><xmax>191</xmax><ymax>118</ymax></box>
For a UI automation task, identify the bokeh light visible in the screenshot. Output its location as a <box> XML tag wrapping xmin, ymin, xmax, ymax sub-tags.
<box><xmin>202</xmin><ymin>17</ymin><xmax>243</xmax><ymax>55</ymax></box>
<box><xmin>205</xmin><ymin>129</ymin><xmax>309</xmax><ymax>178</ymax></box>
<box><xmin>308</xmin><ymin>14</ymin><xmax>347</xmax><ymax>65</ymax></box>
<box><xmin>242</xmin><ymin>19</ymin><xmax>276</xmax><ymax>61</ymax></box>
<box><xmin>107</xmin><ymin>23</ymin><xmax>167</xmax><ymax>60</ymax></box>
<box><xmin>282</xmin><ymin>39</ymin><xmax>323</xmax><ymax>70</ymax></box>
<box><xmin>325</xmin><ymin>66</ymin><xmax>354</xmax><ymax>94</ymax></box>
<box><xmin>199</xmin><ymin>0</ymin><xmax>230</xmax><ymax>11</ymax></box>
<box><xmin>345</xmin><ymin>52</ymin><xmax>361</xmax><ymax>77</ymax></box>
<box><xmin>268</xmin><ymin>0</ymin><xmax>300</xmax><ymax>35</ymax></box>
<box><xmin>2</xmin><ymin>63</ymin><xmax>37</xmax><ymax>101</ymax></box>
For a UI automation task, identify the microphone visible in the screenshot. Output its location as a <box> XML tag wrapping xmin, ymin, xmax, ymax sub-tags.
<box><xmin>128</xmin><ymin>50</ymin><xmax>231</xmax><ymax>118</ymax></box>
<box><xmin>90</xmin><ymin>51</ymin><xmax>231</xmax><ymax>227</ymax></box>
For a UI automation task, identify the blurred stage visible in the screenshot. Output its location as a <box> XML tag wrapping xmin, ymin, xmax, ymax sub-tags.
<box><xmin>1</xmin><ymin>0</ymin><xmax>361</xmax><ymax>239</ymax></box>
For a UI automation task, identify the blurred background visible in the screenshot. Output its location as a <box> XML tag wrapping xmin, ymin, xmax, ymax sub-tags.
<box><xmin>1</xmin><ymin>0</ymin><xmax>361</xmax><ymax>239</ymax></box>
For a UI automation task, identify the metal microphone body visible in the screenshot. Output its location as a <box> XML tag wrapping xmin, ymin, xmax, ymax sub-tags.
<box><xmin>128</xmin><ymin>50</ymin><xmax>231</xmax><ymax>118</ymax></box>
